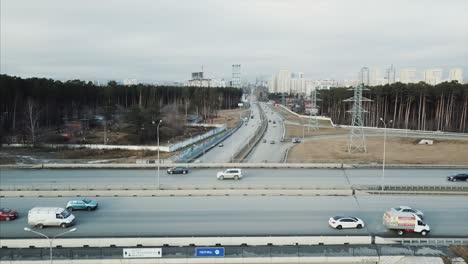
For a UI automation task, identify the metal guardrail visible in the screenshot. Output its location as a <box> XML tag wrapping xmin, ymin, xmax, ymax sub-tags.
<box><xmin>0</xmin><ymin>245</ymin><xmax>381</xmax><ymax>261</ymax></box>
<box><xmin>394</xmin><ymin>238</ymin><xmax>468</xmax><ymax>246</ymax></box>
<box><xmin>174</xmin><ymin>121</ymin><xmax>244</xmax><ymax>163</ymax></box>
<box><xmin>356</xmin><ymin>185</ymin><xmax>468</xmax><ymax>192</ymax></box>
<box><xmin>0</xmin><ymin>241</ymin><xmax>461</xmax><ymax>261</ymax></box>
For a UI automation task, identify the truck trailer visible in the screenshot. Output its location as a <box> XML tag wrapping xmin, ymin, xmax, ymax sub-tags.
<box><xmin>383</xmin><ymin>211</ymin><xmax>430</xmax><ymax>236</ymax></box>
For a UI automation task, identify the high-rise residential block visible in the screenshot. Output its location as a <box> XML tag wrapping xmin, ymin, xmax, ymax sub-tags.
<box><xmin>399</xmin><ymin>68</ymin><xmax>418</xmax><ymax>84</ymax></box>
<box><xmin>424</xmin><ymin>69</ymin><xmax>443</xmax><ymax>85</ymax></box>
<box><xmin>449</xmin><ymin>68</ymin><xmax>464</xmax><ymax>84</ymax></box>
<box><xmin>277</xmin><ymin>69</ymin><xmax>291</xmax><ymax>93</ymax></box>
<box><xmin>269</xmin><ymin>75</ymin><xmax>278</xmax><ymax>93</ymax></box>
<box><xmin>231</xmin><ymin>64</ymin><xmax>241</xmax><ymax>88</ymax></box>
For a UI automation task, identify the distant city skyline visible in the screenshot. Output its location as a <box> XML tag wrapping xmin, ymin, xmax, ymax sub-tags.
<box><xmin>1</xmin><ymin>0</ymin><xmax>467</xmax><ymax>82</ymax></box>
<box><xmin>268</xmin><ymin>67</ymin><xmax>464</xmax><ymax>94</ymax></box>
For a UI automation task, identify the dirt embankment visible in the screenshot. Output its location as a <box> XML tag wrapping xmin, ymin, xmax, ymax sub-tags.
<box><xmin>287</xmin><ymin>136</ymin><xmax>468</xmax><ymax>165</ymax></box>
<box><xmin>273</xmin><ymin>106</ymin><xmax>332</xmax><ymax>126</ymax></box>
<box><xmin>211</xmin><ymin>108</ymin><xmax>248</xmax><ymax>128</ymax></box>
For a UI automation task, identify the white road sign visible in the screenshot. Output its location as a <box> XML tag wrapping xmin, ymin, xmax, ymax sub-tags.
<box><xmin>123</xmin><ymin>248</ymin><xmax>162</xmax><ymax>258</ymax></box>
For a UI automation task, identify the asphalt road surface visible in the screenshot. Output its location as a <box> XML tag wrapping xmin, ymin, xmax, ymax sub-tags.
<box><xmin>2</xmin><ymin>168</ymin><xmax>466</xmax><ymax>189</ymax></box>
<box><xmin>199</xmin><ymin>103</ymin><xmax>262</xmax><ymax>163</ymax></box>
<box><xmin>1</xmin><ymin>195</ymin><xmax>466</xmax><ymax>238</ymax></box>
<box><xmin>247</xmin><ymin>103</ymin><xmax>291</xmax><ymax>163</ymax></box>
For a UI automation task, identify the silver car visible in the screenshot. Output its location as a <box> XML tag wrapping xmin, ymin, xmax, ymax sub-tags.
<box><xmin>391</xmin><ymin>206</ymin><xmax>424</xmax><ymax>219</ymax></box>
<box><xmin>217</xmin><ymin>168</ymin><xmax>243</xmax><ymax>180</ymax></box>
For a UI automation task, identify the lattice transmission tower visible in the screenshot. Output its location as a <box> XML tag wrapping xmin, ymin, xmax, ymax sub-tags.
<box><xmin>308</xmin><ymin>88</ymin><xmax>321</xmax><ymax>132</ymax></box>
<box><xmin>343</xmin><ymin>84</ymin><xmax>372</xmax><ymax>153</ymax></box>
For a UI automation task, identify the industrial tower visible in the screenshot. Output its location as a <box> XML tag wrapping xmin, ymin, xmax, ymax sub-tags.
<box><xmin>343</xmin><ymin>84</ymin><xmax>371</xmax><ymax>153</ymax></box>
<box><xmin>308</xmin><ymin>88</ymin><xmax>321</xmax><ymax>132</ymax></box>
<box><xmin>232</xmin><ymin>64</ymin><xmax>241</xmax><ymax>88</ymax></box>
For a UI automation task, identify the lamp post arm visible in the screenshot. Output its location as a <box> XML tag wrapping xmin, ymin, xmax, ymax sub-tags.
<box><xmin>27</xmin><ymin>229</ymin><xmax>50</xmax><ymax>240</ymax></box>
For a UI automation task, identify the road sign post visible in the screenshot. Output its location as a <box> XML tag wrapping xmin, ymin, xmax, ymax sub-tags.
<box><xmin>195</xmin><ymin>247</ymin><xmax>225</xmax><ymax>257</ymax></box>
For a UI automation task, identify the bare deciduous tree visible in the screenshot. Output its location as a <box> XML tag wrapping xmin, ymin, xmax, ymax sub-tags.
<box><xmin>24</xmin><ymin>98</ymin><xmax>41</xmax><ymax>145</ymax></box>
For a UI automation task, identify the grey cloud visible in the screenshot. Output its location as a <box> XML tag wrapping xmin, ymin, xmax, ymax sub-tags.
<box><xmin>1</xmin><ymin>0</ymin><xmax>467</xmax><ymax>82</ymax></box>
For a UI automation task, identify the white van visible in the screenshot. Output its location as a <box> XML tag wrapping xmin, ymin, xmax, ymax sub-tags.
<box><xmin>28</xmin><ymin>207</ymin><xmax>75</xmax><ymax>229</ymax></box>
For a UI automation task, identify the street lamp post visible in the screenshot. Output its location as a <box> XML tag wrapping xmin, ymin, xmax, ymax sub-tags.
<box><xmin>156</xmin><ymin>120</ymin><xmax>163</xmax><ymax>189</ymax></box>
<box><xmin>379</xmin><ymin>118</ymin><xmax>392</xmax><ymax>191</ymax></box>
<box><xmin>24</xmin><ymin>227</ymin><xmax>77</xmax><ymax>264</ymax></box>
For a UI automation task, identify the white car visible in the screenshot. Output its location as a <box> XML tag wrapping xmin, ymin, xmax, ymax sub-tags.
<box><xmin>391</xmin><ymin>206</ymin><xmax>424</xmax><ymax>219</ymax></box>
<box><xmin>328</xmin><ymin>216</ymin><xmax>365</xmax><ymax>229</ymax></box>
<box><xmin>217</xmin><ymin>168</ymin><xmax>243</xmax><ymax>180</ymax></box>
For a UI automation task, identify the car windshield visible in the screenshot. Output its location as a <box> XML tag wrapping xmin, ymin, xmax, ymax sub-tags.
<box><xmin>1</xmin><ymin>208</ymin><xmax>11</xmax><ymax>213</ymax></box>
<box><xmin>61</xmin><ymin>210</ymin><xmax>71</xmax><ymax>218</ymax></box>
<box><xmin>332</xmin><ymin>216</ymin><xmax>343</xmax><ymax>220</ymax></box>
<box><xmin>83</xmin><ymin>199</ymin><xmax>91</xmax><ymax>203</ymax></box>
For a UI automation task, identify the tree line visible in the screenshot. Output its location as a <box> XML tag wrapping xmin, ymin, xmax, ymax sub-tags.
<box><xmin>0</xmin><ymin>74</ymin><xmax>243</xmax><ymax>144</ymax></box>
<box><xmin>272</xmin><ymin>81</ymin><xmax>468</xmax><ymax>133</ymax></box>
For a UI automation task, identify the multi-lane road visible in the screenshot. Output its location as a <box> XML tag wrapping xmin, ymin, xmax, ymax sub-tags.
<box><xmin>199</xmin><ymin>103</ymin><xmax>262</xmax><ymax>163</ymax></box>
<box><xmin>247</xmin><ymin>103</ymin><xmax>292</xmax><ymax>163</ymax></box>
<box><xmin>199</xmin><ymin>101</ymin><xmax>291</xmax><ymax>163</ymax></box>
<box><xmin>2</xmin><ymin>168</ymin><xmax>467</xmax><ymax>189</ymax></box>
<box><xmin>1</xmin><ymin>100</ymin><xmax>467</xmax><ymax>243</ymax></box>
<box><xmin>1</xmin><ymin>195</ymin><xmax>467</xmax><ymax>238</ymax></box>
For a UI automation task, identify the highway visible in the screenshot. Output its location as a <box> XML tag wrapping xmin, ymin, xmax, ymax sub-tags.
<box><xmin>247</xmin><ymin>103</ymin><xmax>291</xmax><ymax>163</ymax></box>
<box><xmin>199</xmin><ymin>103</ymin><xmax>262</xmax><ymax>163</ymax></box>
<box><xmin>1</xmin><ymin>195</ymin><xmax>467</xmax><ymax>238</ymax></box>
<box><xmin>1</xmin><ymin>168</ymin><xmax>467</xmax><ymax>189</ymax></box>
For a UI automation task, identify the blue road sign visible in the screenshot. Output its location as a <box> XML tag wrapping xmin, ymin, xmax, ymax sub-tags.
<box><xmin>195</xmin><ymin>247</ymin><xmax>225</xmax><ymax>257</ymax></box>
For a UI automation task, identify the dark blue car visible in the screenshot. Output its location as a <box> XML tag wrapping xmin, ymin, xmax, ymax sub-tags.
<box><xmin>447</xmin><ymin>173</ymin><xmax>468</xmax><ymax>181</ymax></box>
<box><xmin>167</xmin><ymin>167</ymin><xmax>189</xmax><ymax>174</ymax></box>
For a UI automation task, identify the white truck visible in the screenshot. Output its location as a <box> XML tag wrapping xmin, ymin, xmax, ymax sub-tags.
<box><xmin>383</xmin><ymin>211</ymin><xmax>430</xmax><ymax>236</ymax></box>
<box><xmin>28</xmin><ymin>207</ymin><xmax>75</xmax><ymax>229</ymax></box>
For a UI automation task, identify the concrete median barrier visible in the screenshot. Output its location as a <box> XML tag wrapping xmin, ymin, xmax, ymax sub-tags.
<box><xmin>1</xmin><ymin>236</ymin><xmax>373</xmax><ymax>248</ymax></box>
<box><xmin>0</xmin><ymin>188</ymin><xmax>354</xmax><ymax>198</ymax></box>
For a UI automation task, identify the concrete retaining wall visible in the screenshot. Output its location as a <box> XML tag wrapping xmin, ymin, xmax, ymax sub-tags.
<box><xmin>1</xmin><ymin>236</ymin><xmax>373</xmax><ymax>248</ymax></box>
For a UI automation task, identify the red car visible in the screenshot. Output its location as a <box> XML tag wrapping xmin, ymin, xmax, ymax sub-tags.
<box><xmin>0</xmin><ymin>208</ymin><xmax>18</xmax><ymax>221</ymax></box>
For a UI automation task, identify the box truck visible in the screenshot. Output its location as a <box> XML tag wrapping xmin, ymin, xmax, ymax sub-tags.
<box><xmin>28</xmin><ymin>207</ymin><xmax>75</xmax><ymax>229</ymax></box>
<box><xmin>383</xmin><ymin>211</ymin><xmax>430</xmax><ymax>236</ymax></box>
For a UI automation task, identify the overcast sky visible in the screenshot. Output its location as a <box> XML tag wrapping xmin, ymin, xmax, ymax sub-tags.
<box><xmin>1</xmin><ymin>0</ymin><xmax>468</xmax><ymax>82</ymax></box>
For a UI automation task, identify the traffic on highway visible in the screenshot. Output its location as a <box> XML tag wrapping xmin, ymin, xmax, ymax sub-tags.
<box><xmin>2</xmin><ymin>168</ymin><xmax>467</xmax><ymax>189</ymax></box>
<box><xmin>1</xmin><ymin>195</ymin><xmax>466</xmax><ymax>238</ymax></box>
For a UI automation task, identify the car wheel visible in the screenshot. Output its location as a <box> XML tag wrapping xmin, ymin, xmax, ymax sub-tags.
<box><xmin>336</xmin><ymin>225</ymin><xmax>342</xmax><ymax>230</ymax></box>
<box><xmin>36</xmin><ymin>224</ymin><xmax>44</xmax><ymax>229</ymax></box>
<box><xmin>5</xmin><ymin>217</ymin><xmax>11</xmax><ymax>221</ymax></box>
<box><xmin>234</xmin><ymin>175</ymin><xmax>239</xmax><ymax>180</ymax></box>
<box><xmin>421</xmin><ymin>230</ymin><xmax>428</xmax><ymax>236</ymax></box>
<box><xmin>357</xmin><ymin>224</ymin><xmax>362</xmax><ymax>229</ymax></box>
<box><xmin>218</xmin><ymin>176</ymin><xmax>224</xmax><ymax>180</ymax></box>
<box><xmin>453</xmin><ymin>178</ymin><xmax>457</xmax><ymax>182</ymax></box>
<box><xmin>183</xmin><ymin>171</ymin><xmax>187</xmax><ymax>174</ymax></box>
<box><xmin>67</xmin><ymin>207</ymin><xmax>73</xmax><ymax>211</ymax></box>
<box><xmin>87</xmin><ymin>207</ymin><xmax>92</xmax><ymax>211</ymax></box>
<box><xmin>397</xmin><ymin>230</ymin><xmax>405</xmax><ymax>236</ymax></box>
<box><xmin>60</xmin><ymin>223</ymin><xmax>67</xmax><ymax>228</ymax></box>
